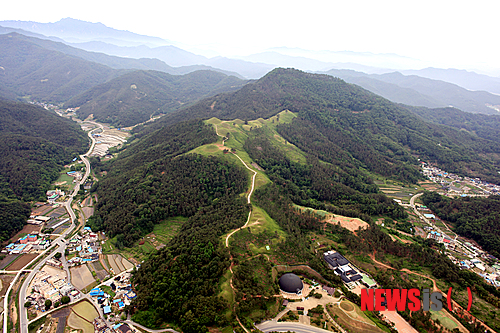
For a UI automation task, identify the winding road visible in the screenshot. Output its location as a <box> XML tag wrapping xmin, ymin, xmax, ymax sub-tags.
<box><xmin>15</xmin><ymin>124</ymin><xmax>99</xmax><ymax>333</ymax></box>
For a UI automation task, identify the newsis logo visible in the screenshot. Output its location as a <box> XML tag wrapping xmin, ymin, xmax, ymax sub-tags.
<box><xmin>361</xmin><ymin>287</ymin><xmax>473</xmax><ymax>312</ymax></box>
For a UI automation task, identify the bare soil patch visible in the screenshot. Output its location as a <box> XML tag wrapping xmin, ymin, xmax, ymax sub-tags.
<box><xmin>0</xmin><ymin>275</ymin><xmax>14</xmax><ymax>297</ymax></box>
<box><xmin>326</xmin><ymin>215</ymin><xmax>369</xmax><ymax>232</ymax></box>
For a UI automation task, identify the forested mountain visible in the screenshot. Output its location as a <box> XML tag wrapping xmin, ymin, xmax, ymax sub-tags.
<box><xmin>146</xmin><ymin>68</ymin><xmax>500</xmax><ymax>184</ymax></box>
<box><xmin>66</xmin><ymin>70</ymin><xmax>246</xmax><ymax>127</ymax></box>
<box><xmin>87</xmin><ymin>68</ymin><xmax>500</xmax><ymax>332</ymax></box>
<box><xmin>0</xmin><ymin>33</ymin><xmax>119</xmax><ymax>102</ymax></box>
<box><xmin>322</xmin><ymin>69</ymin><xmax>500</xmax><ymax>114</ymax></box>
<box><xmin>0</xmin><ymin>99</ymin><xmax>88</xmax><ymax>241</ymax></box>
<box><xmin>406</xmin><ymin>105</ymin><xmax>500</xmax><ymax>145</ymax></box>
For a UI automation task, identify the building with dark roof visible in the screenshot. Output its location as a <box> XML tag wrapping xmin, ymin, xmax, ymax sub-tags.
<box><xmin>279</xmin><ymin>273</ymin><xmax>304</xmax><ymax>294</ymax></box>
<box><xmin>323</xmin><ymin>251</ymin><xmax>349</xmax><ymax>269</ymax></box>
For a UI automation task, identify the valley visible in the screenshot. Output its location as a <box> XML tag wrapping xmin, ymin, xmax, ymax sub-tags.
<box><xmin>2</xmin><ymin>32</ymin><xmax>500</xmax><ymax>333</ymax></box>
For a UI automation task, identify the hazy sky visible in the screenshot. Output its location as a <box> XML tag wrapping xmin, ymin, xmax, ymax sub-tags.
<box><xmin>2</xmin><ymin>0</ymin><xmax>499</xmax><ymax>72</ymax></box>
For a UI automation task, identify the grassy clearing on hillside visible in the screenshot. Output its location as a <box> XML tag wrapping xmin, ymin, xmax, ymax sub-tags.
<box><xmin>103</xmin><ymin>216</ymin><xmax>186</xmax><ymax>261</ymax></box>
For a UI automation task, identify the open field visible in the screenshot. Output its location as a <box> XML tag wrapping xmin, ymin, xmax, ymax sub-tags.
<box><xmin>6</xmin><ymin>254</ymin><xmax>38</xmax><ymax>270</ymax></box>
<box><xmin>53</xmin><ymin>172</ymin><xmax>76</xmax><ymax>192</ymax></box>
<box><xmin>70</xmin><ymin>265</ymin><xmax>95</xmax><ymax>290</ymax></box>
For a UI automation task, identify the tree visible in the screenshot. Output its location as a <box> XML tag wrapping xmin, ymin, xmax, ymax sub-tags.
<box><xmin>61</xmin><ymin>296</ymin><xmax>70</xmax><ymax>304</ymax></box>
<box><xmin>45</xmin><ymin>299</ymin><xmax>52</xmax><ymax>310</ymax></box>
<box><xmin>24</xmin><ymin>301</ymin><xmax>31</xmax><ymax>307</ymax></box>
<box><xmin>54</xmin><ymin>252</ymin><xmax>62</xmax><ymax>259</ymax></box>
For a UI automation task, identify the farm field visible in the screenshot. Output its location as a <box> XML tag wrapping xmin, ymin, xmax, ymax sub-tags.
<box><xmin>70</xmin><ymin>264</ymin><xmax>95</xmax><ymax>290</ymax></box>
<box><xmin>67</xmin><ymin>301</ymin><xmax>98</xmax><ymax>333</ymax></box>
<box><xmin>106</xmin><ymin>254</ymin><xmax>133</xmax><ymax>274</ymax></box>
<box><xmin>6</xmin><ymin>254</ymin><xmax>38</xmax><ymax>270</ymax></box>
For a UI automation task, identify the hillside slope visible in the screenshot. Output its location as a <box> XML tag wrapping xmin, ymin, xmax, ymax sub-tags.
<box><xmin>0</xmin><ymin>100</ymin><xmax>88</xmax><ymax>241</ymax></box>
<box><xmin>66</xmin><ymin>70</ymin><xmax>246</xmax><ymax>127</ymax></box>
<box><xmin>145</xmin><ymin>68</ymin><xmax>500</xmax><ymax>184</ymax></box>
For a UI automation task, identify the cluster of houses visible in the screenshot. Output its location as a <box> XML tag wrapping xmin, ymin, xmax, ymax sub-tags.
<box><xmin>66</xmin><ymin>227</ymin><xmax>101</xmax><ymax>266</ymax></box>
<box><xmin>3</xmin><ymin>234</ymin><xmax>50</xmax><ymax>254</ymax></box>
<box><xmin>26</xmin><ymin>262</ymin><xmax>80</xmax><ymax>312</ymax></box>
<box><xmin>426</xmin><ymin>229</ymin><xmax>456</xmax><ymax>250</ymax></box>
<box><xmin>90</xmin><ymin>273</ymin><xmax>137</xmax><ymax>332</ymax></box>
<box><xmin>421</xmin><ymin>162</ymin><xmax>500</xmax><ymax>196</ymax></box>
<box><xmin>323</xmin><ymin>251</ymin><xmax>377</xmax><ymax>289</ymax></box>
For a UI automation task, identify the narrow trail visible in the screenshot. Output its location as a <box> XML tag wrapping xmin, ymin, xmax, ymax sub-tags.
<box><xmin>216</xmin><ymin>124</ymin><xmax>256</xmax><ymax>333</ymax></box>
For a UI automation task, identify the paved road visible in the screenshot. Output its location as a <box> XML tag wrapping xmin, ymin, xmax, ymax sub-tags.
<box><xmin>124</xmin><ymin>320</ymin><xmax>180</xmax><ymax>333</ymax></box>
<box><xmin>257</xmin><ymin>321</ymin><xmax>333</xmax><ymax>333</ymax></box>
<box><xmin>17</xmin><ymin>125</ymin><xmax>98</xmax><ymax>333</ymax></box>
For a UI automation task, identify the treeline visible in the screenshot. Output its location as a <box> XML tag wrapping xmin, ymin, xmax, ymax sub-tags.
<box><xmin>89</xmin><ymin>119</ymin><xmax>247</xmax><ymax>246</ymax></box>
<box><xmin>131</xmin><ymin>195</ymin><xmax>249</xmax><ymax>332</ymax></box>
<box><xmin>244</xmin><ymin>130</ymin><xmax>407</xmax><ymax>221</ymax></box>
<box><xmin>422</xmin><ymin>191</ymin><xmax>500</xmax><ymax>257</ymax></box>
<box><xmin>0</xmin><ymin>100</ymin><xmax>88</xmax><ymax>241</ymax></box>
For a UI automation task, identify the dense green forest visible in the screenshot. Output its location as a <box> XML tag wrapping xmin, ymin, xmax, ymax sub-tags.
<box><xmin>66</xmin><ymin>70</ymin><xmax>245</xmax><ymax>127</ymax></box>
<box><xmin>0</xmin><ymin>99</ymin><xmax>88</xmax><ymax>241</ymax></box>
<box><xmin>422</xmin><ymin>191</ymin><xmax>500</xmax><ymax>257</ymax></box>
<box><xmin>88</xmin><ymin>119</ymin><xmax>247</xmax><ymax>246</ymax></box>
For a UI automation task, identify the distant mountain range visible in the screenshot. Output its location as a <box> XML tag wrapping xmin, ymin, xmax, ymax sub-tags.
<box><xmin>0</xmin><ymin>18</ymin><xmax>170</xmax><ymax>47</ymax></box>
<box><xmin>321</xmin><ymin>69</ymin><xmax>500</xmax><ymax>114</ymax></box>
<box><xmin>2</xmin><ymin>18</ymin><xmax>500</xmax><ymax>116</ymax></box>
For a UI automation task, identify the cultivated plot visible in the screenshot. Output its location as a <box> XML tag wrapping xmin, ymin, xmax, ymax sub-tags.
<box><xmin>70</xmin><ymin>265</ymin><xmax>95</xmax><ymax>290</ymax></box>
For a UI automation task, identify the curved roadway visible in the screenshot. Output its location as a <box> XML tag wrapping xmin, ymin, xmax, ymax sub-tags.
<box><xmin>16</xmin><ymin>125</ymin><xmax>99</xmax><ymax>333</ymax></box>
